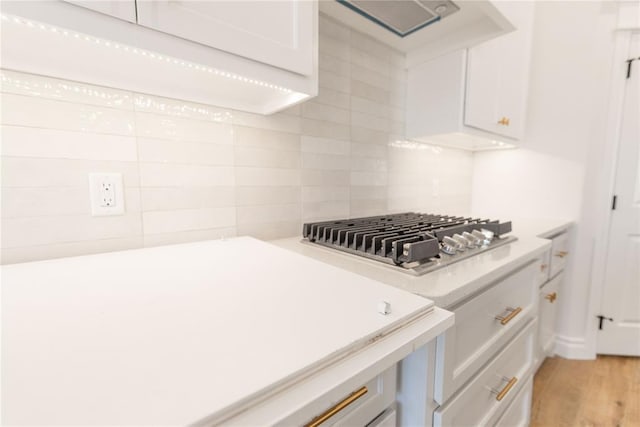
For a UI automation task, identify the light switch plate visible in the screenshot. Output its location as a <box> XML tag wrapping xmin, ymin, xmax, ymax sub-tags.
<box><xmin>89</xmin><ymin>173</ymin><xmax>125</xmax><ymax>216</ymax></box>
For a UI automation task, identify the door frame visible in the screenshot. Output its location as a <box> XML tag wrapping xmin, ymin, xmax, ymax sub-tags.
<box><xmin>585</xmin><ymin>4</ymin><xmax>640</xmax><ymax>358</ymax></box>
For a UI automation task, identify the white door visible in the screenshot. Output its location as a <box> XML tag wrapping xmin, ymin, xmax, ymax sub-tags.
<box><xmin>136</xmin><ymin>0</ymin><xmax>315</xmax><ymax>76</ymax></box>
<box><xmin>597</xmin><ymin>34</ymin><xmax>640</xmax><ymax>356</ymax></box>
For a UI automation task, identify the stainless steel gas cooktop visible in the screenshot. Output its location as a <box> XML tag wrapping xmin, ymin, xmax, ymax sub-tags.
<box><xmin>302</xmin><ymin>212</ymin><xmax>516</xmax><ymax>275</ymax></box>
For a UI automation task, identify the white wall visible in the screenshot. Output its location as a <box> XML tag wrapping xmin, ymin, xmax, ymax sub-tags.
<box><xmin>471</xmin><ymin>1</ymin><xmax>619</xmax><ymax>358</ymax></box>
<box><xmin>0</xmin><ymin>15</ymin><xmax>472</xmax><ymax>264</ymax></box>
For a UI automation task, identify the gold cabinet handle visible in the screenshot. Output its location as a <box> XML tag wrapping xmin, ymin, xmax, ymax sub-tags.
<box><xmin>494</xmin><ymin>377</ymin><xmax>518</xmax><ymax>401</ymax></box>
<box><xmin>497</xmin><ymin>117</ymin><xmax>511</xmax><ymax>126</ymax></box>
<box><xmin>305</xmin><ymin>386</ymin><xmax>368</xmax><ymax>427</ymax></box>
<box><xmin>540</xmin><ymin>263</ymin><xmax>548</xmax><ymax>272</ymax></box>
<box><xmin>555</xmin><ymin>251</ymin><xmax>569</xmax><ymax>258</ymax></box>
<box><xmin>495</xmin><ymin>307</ymin><xmax>522</xmax><ymax>325</ymax></box>
<box><xmin>545</xmin><ymin>292</ymin><xmax>557</xmax><ymax>303</ymax></box>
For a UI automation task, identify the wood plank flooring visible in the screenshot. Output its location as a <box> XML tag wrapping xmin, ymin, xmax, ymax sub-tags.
<box><xmin>531</xmin><ymin>356</ymin><xmax>640</xmax><ymax>427</ymax></box>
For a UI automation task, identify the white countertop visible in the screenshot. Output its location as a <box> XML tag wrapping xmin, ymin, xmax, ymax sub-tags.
<box><xmin>509</xmin><ymin>217</ymin><xmax>573</xmax><ymax>239</ymax></box>
<box><xmin>2</xmin><ymin>237</ymin><xmax>451</xmax><ymax>425</ymax></box>
<box><xmin>273</xmin><ymin>236</ymin><xmax>551</xmax><ymax>308</ymax></box>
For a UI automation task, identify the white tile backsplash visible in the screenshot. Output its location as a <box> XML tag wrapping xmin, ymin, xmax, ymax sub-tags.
<box><xmin>1</xmin><ymin>157</ymin><xmax>140</xmax><ymax>187</ymax></box>
<box><xmin>142</xmin><ymin>207</ymin><xmax>236</xmax><ymax>235</ymax></box>
<box><xmin>0</xmin><ymin>69</ymin><xmax>134</xmax><ymax>109</ymax></box>
<box><xmin>0</xmin><ymin>15</ymin><xmax>473</xmax><ymax>264</ymax></box>
<box><xmin>137</xmin><ymin>138</ymin><xmax>235</xmax><ymax>166</ymax></box>
<box><xmin>139</xmin><ymin>163</ymin><xmax>235</xmax><ymax>187</ymax></box>
<box><xmin>140</xmin><ymin>187</ymin><xmax>236</xmax><ymax>211</ymax></box>
<box><xmin>2</xmin><ymin>126</ymin><xmax>138</xmax><ymax>161</ymax></box>
<box><xmin>2</xmin><ymin>93</ymin><xmax>136</xmax><ymax>135</ymax></box>
<box><xmin>135</xmin><ymin>112</ymin><xmax>233</xmax><ymax>143</ymax></box>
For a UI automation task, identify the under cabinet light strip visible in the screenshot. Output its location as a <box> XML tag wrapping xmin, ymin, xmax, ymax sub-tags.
<box><xmin>1</xmin><ymin>13</ymin><xmax>293</xmax><ymax>93</ymax></box>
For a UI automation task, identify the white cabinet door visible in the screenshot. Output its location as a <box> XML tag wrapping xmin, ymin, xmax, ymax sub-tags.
<box><xmin>62</xmin><ymin>0</ymin><xmax>136</xmax><ymax>23</ymax></box>
<box><xmin>538</xmin><ymin>273</ymin><xmax>562</xmax><ymax>358</ymax></box>
<box><xmin>465</xmin><ymin>1</ymin><xmax>534</xmax><ymax>140</ymax></box>
<box><xmin>136</xmin><ymin>0</ymin><xmax>315</xmax><ymax>76</ymax></box>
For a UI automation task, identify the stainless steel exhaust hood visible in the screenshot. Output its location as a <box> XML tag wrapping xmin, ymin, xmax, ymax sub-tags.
<box><xmin>337</xmin><ymin>0</ymin><xmax>460</xmax><ymax>37</ymax></box>
<box><xmin>321</xmin><ymin>0</ymin><xmax>515</xmax><ymax>67</ymax></box>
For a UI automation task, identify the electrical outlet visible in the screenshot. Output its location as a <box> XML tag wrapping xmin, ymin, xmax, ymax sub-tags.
<box><xmin>100</xmin><ymin>181</ymin><xmax>115</xmax><ymax>207</ymax></box>
<box><xmin>89</xmin><ymin>173</ymin><xmax>125</xmax><ymax>216</ymax></box>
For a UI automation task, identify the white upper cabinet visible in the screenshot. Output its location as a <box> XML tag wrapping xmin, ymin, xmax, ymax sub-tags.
<box><xmin>406</xmin><ymin>1</ymin><xmax>534</xmax><ymax>151</ymax></box>
<box><xmin>1</xmin><ymin>0</ymin><xmax>318</xmax><ymax>114</ymax></box>
<box><xmin>136</xmin><ymin>1</ymin><xmax>314</xmax><ymax>76</ymax></box>
<box><xmin>62</xmin><ymin>0</ymin><xmax>136</xmax><ymax>23</ymax></box>
<box><xmin>464</xmin><ymin>1</ymin><xmax>534</xmax><ymax>140</ymax></box>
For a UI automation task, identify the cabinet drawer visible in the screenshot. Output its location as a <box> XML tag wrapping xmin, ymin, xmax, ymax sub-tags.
<box><xmin>295</xmin><ymin>366</ymin><xmax>396</xmax><ymax>427</ymax></box>
<box><xmin>435</xmin><ymin>262</ymin><xmax>538</xmax><ymax>403</ymax></box>
<box><xmin>434</xmin><ymin>320</ymin><xmax>536</xmax><ymax>427</ymax></box>
<box><xmin>538</xmin><ymin>273</ymin><xmax>563</xmax><ymax>359</ymax></box>
<box><xmin>494</xmin><ymin>377</ymin><xmax>533</xmax><ymax>427</ymax></box>
<box><xmin>368</xmin><ymin>408</ymin><xmax>397</xmax><ymax>427</ymax></box>
<box><xmin>537</xmin><ymin>249</ymin><xmax>551</xmax><ymax>287</ymax></box>
<box><xmin>549</xmin><ymin>232</ymin><xmax>569</xmax><ymax>278</ymax></box>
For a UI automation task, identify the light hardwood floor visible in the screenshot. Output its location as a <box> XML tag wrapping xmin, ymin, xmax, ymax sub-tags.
<box><xmin>531</xmin><ymin>356</ymin><xmax>640</xmax><ymax>427</ymax></box>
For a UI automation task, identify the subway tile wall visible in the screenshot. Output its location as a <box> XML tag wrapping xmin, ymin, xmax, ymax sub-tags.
<box><xmin>0</xmin><ymin>15</ymin><xmax>472</xmax><ymax>264</ymax></box>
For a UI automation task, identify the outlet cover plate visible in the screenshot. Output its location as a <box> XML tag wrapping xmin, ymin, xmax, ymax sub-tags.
<box><xmin>89</xmin><ymin>173</ymin><xmax>125</xmax><ymax>216</ymax></box>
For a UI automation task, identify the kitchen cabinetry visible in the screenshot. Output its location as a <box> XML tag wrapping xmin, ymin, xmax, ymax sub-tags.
<box><xmin>434</xmin><ymin>320</ymin><xmax>536</xmax><ymax>426</ymax></box>
<box><xmin>1</xmin><ymin>0</ymin><xmax>317</xmax><ymax>114</ymax></box>
<box><xmin>136</xmin><ymin>1</ymin><xmax>314</xmax><ymax>76</ymax></box>
<box><xmin>534</xmin><ymin>228</ymin><xmax>571</xmax><ymax>370</ymax></box>
<box><xmin>429</xmin><ymin>259</ymin><xmax>539</xmax><ymax>426</ymax></box>
<box><xmin>494</xmin><ymin>376</ymin><xmax>533</xmax><ymax>427</ymax></box>
<box><xmin>434</xmin><ymin>262</ymin><xmax>538</xmax><ymax>403</ymax></box>
<box><xmin>538</xmin><ymin>273</ymin><xmax>562</xmax><ymax>358</ymax></box>
<box><xmin>2</xmin><ymin>237</ymin><xmax>453</xmax><ymax>425</ymax></box>
<box><xmin>62</xmin><ymin>0</ymin><xmax>136</xmax><ymax>23</ymax></box>
<box><xmin>278</xmin><ymin>366</ymin><xmax>396</xmax><ymax>426</ymax></box>
<box><xmin>406</xmin><ymin>1</ymin><xmax>534</xmax><ymax>150</ymax></box>
<box><xmin>464</xmin><ymin>1</ymin><xmax>534</xmax><ymax>140</ymax></box>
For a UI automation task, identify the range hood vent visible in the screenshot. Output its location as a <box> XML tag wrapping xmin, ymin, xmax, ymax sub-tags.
<box><xmin>337</xmin><ymin>0</ymin><xmax>460</xmax><ymax>37</ymax></box>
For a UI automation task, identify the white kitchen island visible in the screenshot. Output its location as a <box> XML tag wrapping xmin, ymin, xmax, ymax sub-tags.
<box><xmin>1</xmin><ymin>237</ymin><xmax>453</xmax><ymax>426</ymax></box>
<box><xmin>274</xmin><ymin>234</ymin><xmax>552</xmax><ymax>426</ymax></box>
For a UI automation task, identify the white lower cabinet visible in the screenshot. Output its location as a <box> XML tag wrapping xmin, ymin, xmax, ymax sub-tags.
<box><xmin>549</xmin><ymin>232</ymin><xmax>569</xmax><ymax>279</ymax></box>
<box><xmin>535</xmin><ymin>227</ymin><xmax>570</xmax><ymax>372</ymax></box>
<box><xmin>368</xmin><ymin>408</ymin><xmax>397</xmax><ymax>427</ymax></box>
<box><xmin>494</xmin><ymin>377</ymin><xmax>533</xmax><ymax>427</ymax></box>
<box><xmin>538</xmin><ymin>273</ymin><xmax>562</xmax><ymax>359</ymax></box>
<box><xmin>434</xmin><ymin>262</ymin><xmax>538</xmax><ymax>403</ymax></box>
<box><xmin>434</xmin><ymin>320</ymin><xmax>536</xmax><ymax>427</ymax></box>
<box><xmin>289</xmin><ymin>366</ymin><xmax>396</xmax><ymax>427</ymax></box>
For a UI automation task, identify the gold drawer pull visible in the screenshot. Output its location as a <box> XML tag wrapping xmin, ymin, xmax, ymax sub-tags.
<box><xmin>497</xmin><ymin>117</ymin><xmax>511</xmax><ymax>126</ymax></box>
<box><xmin>540</xmin><ymin>263</ymin><xmax>548</xmax><ymax>272</ymax></box>
<box><xmin>305</xmin><ymin>386</ymin><xmax>368</xmax><ymax>427</ymax></box>
<box><xmin>495</xmin><ymin>377</ymin><xmax>518</xmax><ymax>401</ymax></box>
<box><xmin>555</xmin><ymin>251</ymin><xmax>569</xmax><ymax>258</ymax></box>
<box><xmin>495</xmin><ymin>307</ymin><xmax>522</xmax><ymax>325</ymax></box>
<box><xmin>545</xmin><ymin>292</ymin><xmax>557</xmax><ymax>303</ymax></box>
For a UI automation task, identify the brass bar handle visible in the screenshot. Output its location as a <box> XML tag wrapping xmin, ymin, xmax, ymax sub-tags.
<box><xmin>497</xmin><ymin>117</ymin><xmax>511</xmax><ymax>126</ymax></box>
<box><xmin>555</xmin><ymin>251</ymin><xmax>569</xmax><ymax>258</ymax></box>
<box><xmin>305</xmin><ymin>386</ymin><xmax>368</xmax><ymax>427</ymax></box>
<box><xmin>495</xmin><ymin>307</ymin><xmax>522</xmax><ymax>325</ymax></box>
<box><xmin>545</xmin><ymin>292</ymin><xmax>557</xmax><ymax>303</ymax></box>
<box><xmin>496</xmin><ymin>377</ymin><xmax>518</xmax><ymax>401</ymax></box>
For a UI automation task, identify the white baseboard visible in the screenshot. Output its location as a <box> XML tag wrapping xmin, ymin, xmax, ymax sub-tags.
<box><xmin>553</xmin><ymin>334</ymin><xmax>595</xmax><ymax>360</ymax></box>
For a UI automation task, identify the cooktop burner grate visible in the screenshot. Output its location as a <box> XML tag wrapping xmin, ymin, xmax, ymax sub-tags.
<box><xmin>302</xmin><ymin>212</ymin><xmax>515</xmax><ymax>274</ymax></box>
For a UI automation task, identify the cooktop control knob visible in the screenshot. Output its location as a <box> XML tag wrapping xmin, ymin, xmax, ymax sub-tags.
<box><xmin>452</xmin><ymin>234</ymin><xmax>470</xmax><ymax>249</ymax></box>
<box><xmin>462</xmin><ymin>231</ymin><xmax>480</xmax><ymax>248</ymax></box>
<box><xmin>441</xmin><ymin>236</ymin><xmax>462</xmax><ymax>255</ymax></box>
<box><xmin>472</xmin><ymin>229</ymin><xmax>492</xmax><ymax>246</ymax></box>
